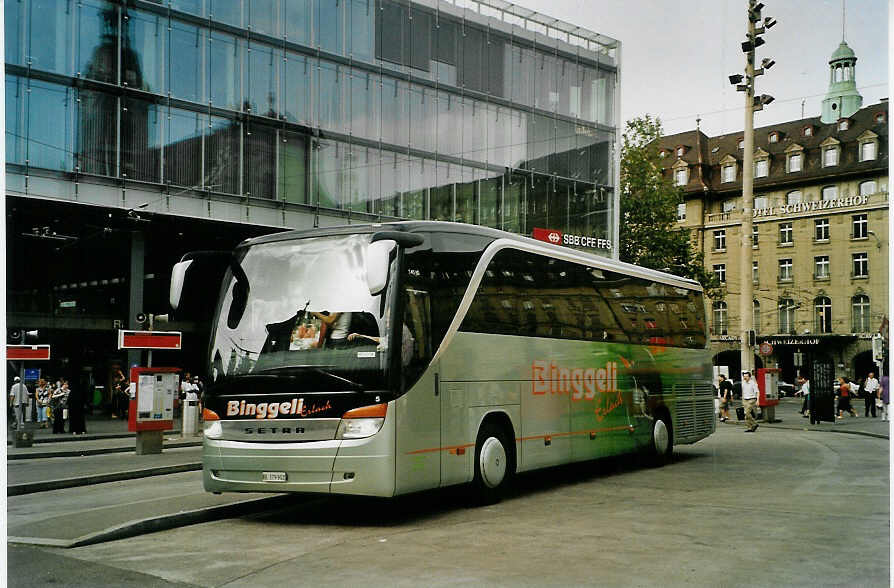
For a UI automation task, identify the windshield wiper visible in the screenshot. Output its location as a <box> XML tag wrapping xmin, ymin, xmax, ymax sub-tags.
<box><xmin>253</xmin><ymin>365</ymin><xmax>364</xmax><ymax>391</ymax></box>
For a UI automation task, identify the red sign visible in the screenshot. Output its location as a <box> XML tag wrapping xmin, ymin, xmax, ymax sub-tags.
<box><xmin>6</xmin><ymin>345</ymin><xmax>51</xmax><ymax>360</ymax></box>
<box><xmin>759</xmin><ymin>342</ymin><xmax>773</xmax><ymax>356</ymax></box>
<box><xmin>118</xmin><ymin>330</ymin><xmax>182</xmax><ymax>350</ymax></box>
<box><xmin>532</xmin><ymin>227</ymin><xmax>563</xmax><ymax>245</ymax></box>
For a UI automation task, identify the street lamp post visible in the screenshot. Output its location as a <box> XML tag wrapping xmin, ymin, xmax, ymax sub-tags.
<box><xmin>730</xmin><ymin>1</ymin><xmax>775</xmax><ymax>379</ymax></box>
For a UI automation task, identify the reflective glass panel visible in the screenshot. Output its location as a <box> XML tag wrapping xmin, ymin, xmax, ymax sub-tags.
<box><xmin>27</xmin><ymin>80</ymin><xmax>74</xmax><ymax>171</ymax></box>
<box><xmin>348</xmin><ymin>0</ymin><xmax>373</xmax><ymax>63</ymax></box>
<box><xmin>314</xmin><ymin>139</ymin><xmax>344</xmax><ymax>209</ymax></box>
<box><xmin>28</xmin><ymin>0</ymin><xmax>73</xmax><ymax>74</ymax></box>
<box><xmin>205</xmin><ymin>116</ymin><xmax>241</xmax><ymax>194</ymax></box>
<box><xmin>6</xmin><ymin>76</ymin><xmax>26</xmax><ymax>165</ymax></box>
<box><xmin>171</xmin><ymin>0</ymin><xmax>203</xmax><ymax>16</ymax></box>
<box><xmin>455</xmin><ymin>169</ymin><xmax>477</xmax><ymax>225</ymax></box>
<box><xmin>77</xmin><ymin>87</ymin><xmax>117</xmax><ymax>176</ymax></box>
<box><xmin>249</xmin><ymin>0</ymin><xmax>277</xmax><ymax>37</ymax></box>
<box><xmin>279</xmin><ymin>130</ymin><xmax>308</xmax><ymax>204</ymax></box>
<box><xmin>169</xmin><ymin>20</ymin><xmax>204</xmax><ymax>103</ymax></box>
<box><xmin>436</xmin><ymin>91</ymin><xmax>461</xmax><ymax>158</ymax></box>
<box><xmin>461</xmin><ymin>98</ymin><xmax>485</xmax><ymax>164</ymax></box>
<box><xmin>121</xmin><ymin>96</ymin><xmax>161</xmax><ymax>182</ymax></box>
<box><xmin>247</xmin><ymin>42</ymin><xmax>279</xmax><ymax>117</ymax></box>
<box><xmin>349</xmin><ymin>70</ymin><xmax>379</xmax><ymax>142</ymax></box>
<box><xmin>77</xmin><ymin>0</ymin><xmax>117</xmax><ymax>83</ymax></box>
<box><xmin>502</xmin><ymin>175</ymin><xmax>523</xmax><ymax>233</ymax></box>
<box><xmin>480</xmin><ymin>175</ymin><xmax>501</xmax><ymax>228</ymax></box>
<box><xmin>284</xmin><ymin>0</ymin><xmax>311</xmax><ymax>45</ymax></box>
<box><xmin>316</xmin><ymin>61</ymin><xmax>345</xmax><ymax>133</ymax></box>
<box><xmin>209</xmin><ymin>0</ymin><xmax>241</xmax><ymax>27</ymax></box>
<box><xmin>5</xmin><ymin>0</ymin><xmax>25</xmax><ymax>67</ymax></box>
<box><xmin>283</xmin><ymin>52</ymin><xmax>310</xmax><ymax>124</ymax></box>
<box><xmin>164</xmin><ymin>107</ymin><xmax>204</xmax><ymax>188</ymax></box>
<box><xmin>315</xmin><ymin>0</ymin><xmax>342</xmax><ymax>55</ymax></box>
<box><xmin>123</xmin><ymin>9</ymin><xmax>165</xmax><ymax>93</ymax></box>
<box><xmin>208</xmin><ymin>31</ymin><xmax>242</xmax><ymax>111</ymax></box>
<box><xmin>244</xmin><ymin>124</ymin><xmax>276</xmax><ymax>199</ymax></box>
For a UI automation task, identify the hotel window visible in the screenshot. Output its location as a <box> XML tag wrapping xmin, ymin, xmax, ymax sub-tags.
<box><xmin>852</xmin><ymin>295</ymin><xmax>871</xmax><ymax>332</ymax></box>
<box><xmin>859</xmin><ymin>180</ymin><xmax>877</xmax><ymax>196</ymax></box>
<box><xmin>737</xmin><ymin>138</ymin><xmax>744</xmax><ymax>150</ymax></box>
<box><xmin>752</xmin><ymin>260</ymin><xmax>759</xmax><ymax>283</ymax></box>
<box><xmin>786</xmin><ymin>190</ymin><xmax>802</xmax><ymax>204</ymax></box>
<box><xmin>713</xmin><ymin>263</ymin><xmax>726</xmax><ymax>283</ymax></box>
<box><xmin>821</xmin><ymin>185</ymin><xmax>838</xmax><ymax>201</ymax></box>
<box><xmin>676</xmin><ymin>146</ymin><xmax>684</xmax><ymax>157</ymax></box>
<box><xmin>814</xmin><ymin>218</ymin><xmax>830</xmax><ymax>241</ymax></box>
<box><xmin>860</xmin><ymin>140</ymin><xmax>877</xmax><ymax>161</ymax></box>
<box><xmin>753</xmin><ymin>300</ymin><xmax>761</xmax><ymax>334</ymax></box>
<box><xmin>675</xmin><ymin>168</ymin><xmax>688</xmax><ymax>186</ymax></box>
<box><xmin>814</xmin><ymin>297</ymin><xmax>832</xmax><ymax>334</ymax></box>
<box><xmin>778</xmin><ymin>222</ymin><xmax>793</xmax><ymax>244</ymax></box>
<box><xmin>787</xmin><ymin>152</ymin><xmax>802</xmax><ymax>173</ymax></box>
<box><xmin>803</xmin><ymin>126</ymin><xmax>813</xmax><ymax>137</ymax></box>
<box><xmin>713</xmin><ymin>301</ymin><xmax>728</xmax><ymax>335</ymax></box>
<box><xmin>778</xmin><ymin>258</ymin><xmax>793</xmax><ymax>281</ymax></box>
<box><xmin>754</xmin><ymin>196</ymin><xmax>768</xmax><ymax>210</ymax></box>
<box><xmin>838</xmin><ymin>119</ymin><xmax>849</xmax><ymax>131</ymax></box>
<box><xmin>768</xmin><ymin>132</ymin><xmax>779</xmax><ymax>143</ymax></box>
<box><xmin>754</xmin><ymin>158</ymin><xmax>768</xmax><ymax>178</ymax></box>
<box><xmin>676</xmin><ymin>202</ymin><xmax>686</xmax><ymax>222</ymax></box>
<box><xmin>779</xmin><ymin>298</ymin><xmax>796</xmax><ymax>334</ymax></box>
<box><xmin>852</xmin><ymin>252</ymin><xmax>868</xmax><ymax>278</ymax></box>
<box><xmin>814</xmin><ymin>255</ymin><xmax>830</xmax><ymax>279</ymax></box>
<box><xmin>852</xmin><ymin>214</ymin><xmax>868</xmax><ymax>239</ymax></box>
<box><xmin>752</xmin><ymin>224</ymin><xmax>759</xmax><ymax>247</ymax></box>
<box><xmin>722</xmin><ymin>164</ymin><xmax>736</xmax><ymax>183</ymax></box>
<box><xmin>823</xmin><ymin>146</ymin><xmax>839</xmax><ymax>167</ymax></box>
<box><xmin>713</xmin><ymin>230</ymin><xmax>726</xmax><ymax>251</ymax></box>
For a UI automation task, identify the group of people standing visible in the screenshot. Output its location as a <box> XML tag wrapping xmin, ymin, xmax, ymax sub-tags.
<box><xmin>796</xmin><ymin>371</ymin><xmax>888</xmax><ymax>421</ymax></box>
<box><xmin>8</xmin><ymin>376</ymin><xmax>87</xmax><ymax>434</ymax></box>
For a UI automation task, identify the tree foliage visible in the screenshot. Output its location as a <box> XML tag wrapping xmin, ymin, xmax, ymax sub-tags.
<box><xmin>619</xmin><ymin>115</ymin><xmax>722</xmax><ymax>299</ymax></box>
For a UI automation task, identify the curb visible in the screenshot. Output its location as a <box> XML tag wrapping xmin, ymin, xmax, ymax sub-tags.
<box><xmin>719</xmin><ymin>419</ymin><xmax>889</xmax><ymax>440</ymax></box>
<box><xmin>7</xmin><ymin>495</ymin><xmax>292</xmax><ymax>549</ymax></box>
<box><xmin>8</xmin><ymin>462</ymin><xmax>203</xmax><ymax>496</ymax></box>
<box><xmin>7</xmin><ymin>429</ymin><xmax>182</xmax><ymax>446</ymax></box>
<box><xmin>7</xmin><ymin>440</ymin><xmax>203</xmax><ymax>460</ymax></box>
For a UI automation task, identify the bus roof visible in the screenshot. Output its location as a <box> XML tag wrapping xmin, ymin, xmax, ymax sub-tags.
<box><xmin>239</xmin><ymin>221</ymin><xmax>703</xmax><ymax>292</ymax></box>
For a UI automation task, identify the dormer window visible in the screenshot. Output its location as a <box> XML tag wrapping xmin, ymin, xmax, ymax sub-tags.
<box><xmin>838</xmin><ymin>119</ymin><xmax>850</xmax><ymax>131</ymax></box>
<box><xmin>785</xmin><ymin>144</ymin><xmax>804</xmax><ymax>173</ymax></box>
<box><xmin>722</xmin><ymin>164</ymin><xmax>736</xmax><ymax>183</ymax></box>
<box><xmin>802</xmin><ymin>126</ymin><xmax>813</xmax><ymax>137</ymax></box>
<box><xmin>672</xmin><ymin>159</ymin><xmax>689</xmax><ymax>187</ymax></box>
<box><xmin>768</xmin><ymin>131</ymin><xmax>780</xmax><ymax>143</ymax></box>
<box><xmin>659</xmin><ymin>150</ymin><xmax>667</xmax><ymax>158</ymax></box>
<box><xmin>675</xmin><ymin>146</ymin><xmax>686</xmax><ymax>158</ymax></box>
<box><xmin>820</xmin><ymin>137</ymin><xmax>841</xmax><ymax>168</ymax></box>
<box><xmin>737</xmin><ymin>138</ymin><xmax>744</xmax><ymax>150</ymax></box>
<box><xmin>876</xmin><ymin>112</ymin><xmax>887</xmax><ymax>124</ymax></box>
<box><xmin>753</xmin><ymin>149</ymin><xmax>769</xmax><ymax>178</ymax></box>
<box><xmin>857</xmin><ymin>130</ymin><xmax>879</xmax><ymax>162</ymax></box>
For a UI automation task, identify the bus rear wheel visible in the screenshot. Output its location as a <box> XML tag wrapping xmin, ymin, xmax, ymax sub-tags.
<box><xmin>471</xmin><ymin>423</ymin><xmax>512</xmax><ymax>504</ymax></box>
<box><xmin>647</xmin><ymin>413</ymin><xmax>673</xmax><ymax>467</ymax></box>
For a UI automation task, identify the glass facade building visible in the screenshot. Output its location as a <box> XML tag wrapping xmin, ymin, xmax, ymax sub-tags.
<box><xmin>5</xmin><ymin>0</ymin><xmax>619</xmax><ymax>386</ymax></box>
<box><xmin>6</xmin><ymin>0</ymin><xmax>619</xmax><ymax>240</ymax></box>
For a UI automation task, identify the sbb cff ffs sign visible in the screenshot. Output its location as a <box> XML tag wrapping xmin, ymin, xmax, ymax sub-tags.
<box><xmin>118</xmin><ymin>330</ymin><xmax>182</xmax><ymax>350</ymax></box>
<box><xmin>532</xmin><ymin>227</ymin><xmax>612</xmax><ymax>251</ymax></box>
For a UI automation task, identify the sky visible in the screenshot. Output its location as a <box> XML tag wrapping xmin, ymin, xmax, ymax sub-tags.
<box><xmin>512</xmin><ymin>0</ymin><xmax>889</xmax><ymax>137</ymax></box>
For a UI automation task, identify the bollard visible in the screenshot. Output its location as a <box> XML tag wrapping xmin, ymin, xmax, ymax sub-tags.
<box><xmin>183</xmin><ymin>399</ymin><xmax>199</xmax><ymax>436</ymax></box>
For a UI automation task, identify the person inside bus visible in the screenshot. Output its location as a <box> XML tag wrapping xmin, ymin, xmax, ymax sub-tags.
<box><xmin>311</xmin><ymin>311</ymin><xmax>352</xmax><ymax>348</ymax></box>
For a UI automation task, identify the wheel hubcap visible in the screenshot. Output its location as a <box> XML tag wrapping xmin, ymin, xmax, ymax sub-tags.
<box><xmin>479</xmin><ymin>436</ymin><xmax>507</xmax><ymax>488</ymax></box>
<box><xmin>653</xmin><ymin>419</ymin><xmax>669</xmax><ymax>454</ymax></box>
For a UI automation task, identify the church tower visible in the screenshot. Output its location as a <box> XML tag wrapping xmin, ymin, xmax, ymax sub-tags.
<box><xmin>820</xmin><ymin>35</ymin><xmax>863</xmax><ymax>122</ymax></box>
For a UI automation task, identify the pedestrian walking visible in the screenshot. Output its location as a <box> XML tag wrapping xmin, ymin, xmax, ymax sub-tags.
<box><xmin>66</xmin><ymin>380</ymin><xmax>87</xmax><ymax>434</ymax></box>
<box><xmin>879</xmin><ymin>375</ymin><xmax>889</xmax><ymax>421</ymax></box>
<box><xmin>798</xmin><ymin>375</ymin><xmax>810</xmax><ymax>417</ymax></box>
<box><xmin>9</xmin><ymin>377</ymin><xmax>29</xmax><ymax>429</ymax></box>
<box><xmin>836</xmin><ymin>376</ymin><xmax>857</xmax><ymax>419</ymax></box>
<box><xmin>36</xmin><ymin>379</ymin><xmax>49</xmax><ymax>427</ymax></box>
<box><xmin>863</xmin><ymin>372</ymin><xmax>880</xmax><ymax>417</ymax></box>
<box><xmin>718</xmin><ymin>374</ymin><xmax>733</xmax><ymax>422</ymax></box>
<box><xmin>741</xmin><ymin>371</ymin><xmax>760</xmax><ymax>433</ymax></box>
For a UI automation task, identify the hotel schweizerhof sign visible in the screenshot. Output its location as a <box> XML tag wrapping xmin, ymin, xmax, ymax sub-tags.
<box><xmin>753</xmin><ymin>195</ymin><xmax>871</xmax><ymax>218</ymax></box>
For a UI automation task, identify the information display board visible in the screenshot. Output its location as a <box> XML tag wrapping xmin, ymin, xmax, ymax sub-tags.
<box><xmin>756</xmin><ymin>367</ymin><xmax>780</xmax><ymax>407</ymax></box>
<box><xmin>128</xmin><ymin>367</ymin><xmax>179</xmax><ymax>432</ymax></box>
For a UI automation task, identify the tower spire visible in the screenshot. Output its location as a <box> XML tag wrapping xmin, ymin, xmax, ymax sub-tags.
<box><xmin>842</xmin><ymin>0</ymin><xmax>846</xmax><ymax>41</ymax></box>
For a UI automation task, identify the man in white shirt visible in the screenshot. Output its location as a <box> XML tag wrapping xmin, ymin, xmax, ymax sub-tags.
<box><xmin>740</xmin><ymin>371</ymin><xmax>760</xmax><ymax>433</ymax></box>
<box><xmin>9</xmin><ymin>377</ymin><xmax>29</xmax><ymax>428</ymax></box>
<box><xmin>864</xmin><ymin>372</ymin><xmax>880</xmax><ymax>418</ymax></box>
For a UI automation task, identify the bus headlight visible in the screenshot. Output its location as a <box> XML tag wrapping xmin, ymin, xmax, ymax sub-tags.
<box><xmin>335</xmin><ymin>403</ymin><xmax>387</xmax><ymax>440</ymax></box>
<box><xmin>203</xmin><ymin>408</ymin><xmax>222</xmax><ymax>439</ymax></box>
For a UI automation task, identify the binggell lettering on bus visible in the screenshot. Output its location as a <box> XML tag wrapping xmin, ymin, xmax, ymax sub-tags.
<box><xmin>531</xmin><ymin>360</ymin><xmax>623</xmax><ymax>421</ymax></box>
<box><xmin>226</xmin><ymin>398</ymin><xmax>333</xmax><ymax>419</ymax></box>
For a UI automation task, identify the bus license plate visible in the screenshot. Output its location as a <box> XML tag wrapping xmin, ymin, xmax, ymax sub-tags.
<box><xmin>262</xmin><ymin>471</ymin><xmax>287</xmax><ymax>483</ymax></box>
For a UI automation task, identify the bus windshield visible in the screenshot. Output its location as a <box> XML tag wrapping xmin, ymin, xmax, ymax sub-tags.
<box><xmin>208</xmin><ymin>234</ymin><xmax>394</xmax><ymax>391</ymax></box>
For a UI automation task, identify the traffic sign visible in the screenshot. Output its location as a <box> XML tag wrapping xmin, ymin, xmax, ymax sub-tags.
<box><xmin>118</xmin><ymin>330</ymin><xmax>182</xmax><ymax>350</ymax></box>
<box><xmin>7</xmin><ymin>345</ymin><xmax>51</xmax><ymax>360</ymax></box>
<box><xmin>758</xmin><ymin>341</ymin><xmax>773</xmax><ymax>356</ymax></box>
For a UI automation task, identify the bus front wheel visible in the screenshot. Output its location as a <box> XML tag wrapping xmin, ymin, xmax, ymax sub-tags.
<box><xmin>472</xmin><ymin>423</ymin><xmax>512</xmax><ymax>504</ymax></box>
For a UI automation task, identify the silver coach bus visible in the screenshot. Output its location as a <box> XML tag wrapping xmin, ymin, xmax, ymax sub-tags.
<box><xmin>170</xmin><ymin>221</ymin><xmax>714</xmax><ymax>501</ymax></box>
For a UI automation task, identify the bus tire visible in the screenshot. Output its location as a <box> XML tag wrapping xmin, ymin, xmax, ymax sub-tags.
<box><xmin>471</xmin><ymin>423</ymin><xmax>512</xmax><ymax>505</ymax></box>
<box><xmin>648</xmin><ymin>412</ymin><xmax>673</xmax><ymax>467</ymax></box>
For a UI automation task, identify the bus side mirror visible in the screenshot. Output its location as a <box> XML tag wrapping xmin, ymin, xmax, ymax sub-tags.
<box><xmin>169</xmin><ymin>259</ymin><xmax>193</xmax><ymax>311</ymax></box>
<box><xmin>366</xmin><ymin>240</ymin><xmax>397</xmax><ymax>296</ymax></box>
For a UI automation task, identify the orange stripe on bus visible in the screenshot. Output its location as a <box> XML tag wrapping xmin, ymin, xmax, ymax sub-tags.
<box><xmin>405</xmin><ymin>426</ymin><xmax>635</xmax><ymax>455</ymax></box>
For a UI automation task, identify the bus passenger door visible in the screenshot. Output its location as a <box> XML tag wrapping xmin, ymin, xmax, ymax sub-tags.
<box><xmin>394</xmin><ymin>290</ymin><xmax>441</xmax><ymax>494</ymax></box>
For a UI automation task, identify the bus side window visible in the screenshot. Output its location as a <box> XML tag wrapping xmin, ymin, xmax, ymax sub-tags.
<box><xmin>403</xmin><ymin>289</ymin><xmax>431</xmax><ymax>379</ymax></box>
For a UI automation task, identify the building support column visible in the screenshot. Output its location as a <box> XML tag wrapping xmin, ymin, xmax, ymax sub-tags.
<box><xmin>127</xmin><ymin>231</ymin><xmax>145</xmax><ymax>369</ymax></box>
